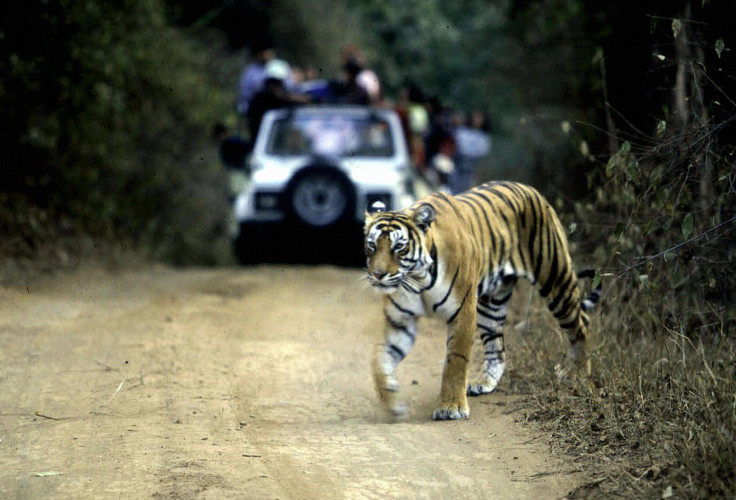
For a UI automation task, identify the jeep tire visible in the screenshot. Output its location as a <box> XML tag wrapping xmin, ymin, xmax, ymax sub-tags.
<box><xmin>285</xmin><ymin>166</ymin><xmax>356</xmax><ymax>228</ymax></box>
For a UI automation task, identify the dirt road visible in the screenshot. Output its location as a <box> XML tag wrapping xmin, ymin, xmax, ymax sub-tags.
<box><xmin>0</xmin><ymin>265</ymin><xmax>578</xmax><ymax>499</ymax></box>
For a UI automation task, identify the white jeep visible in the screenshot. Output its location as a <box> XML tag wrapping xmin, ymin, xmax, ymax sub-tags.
<box><xmin>232</xmin><ymin>105</ymin><xmax>419</xmax><ymax>263</ymax></box>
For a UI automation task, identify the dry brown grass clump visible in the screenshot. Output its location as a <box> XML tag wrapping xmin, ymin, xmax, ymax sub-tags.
<box><xmin>505</xmin><ymin>280</ymin><xmax>735</xmax><ymax>498</ymax></box>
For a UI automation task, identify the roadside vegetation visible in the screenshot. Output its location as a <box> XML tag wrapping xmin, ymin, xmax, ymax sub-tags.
<box><xmin>2</xmin><ymin>1</ymin><xmax>734</xmax><ymax>497</ymax></box>
<box><xmin>502</xmin><ymin>6</ymin><xmax>735</xmax><ymax>495</ymax></box>
<box><xmin>508</xmin><ymin>115</ymin><xmax>735</xmax><ymax>498</ymax></box>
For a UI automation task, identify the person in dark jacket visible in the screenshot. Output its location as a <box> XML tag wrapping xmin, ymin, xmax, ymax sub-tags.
<box><xmin>247</xmin><ymin>77</ymin><xmax>291</xmax><ymax>140</ymax></box>
<box><xmin>333</xmin><ymin>58</ymin><xmax>369</xmax><ymax>105</ymax></box>
<box><xmin>247</xmin><ymin>76</ymin><xmax>311</xmax><ymax>140</ymax></box>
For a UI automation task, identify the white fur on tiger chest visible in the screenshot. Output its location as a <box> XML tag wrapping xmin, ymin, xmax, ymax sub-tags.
<box><xmin>385</xmin><ymin>260</ymin><xmax>463</xmax><ymax>320</ymax></box>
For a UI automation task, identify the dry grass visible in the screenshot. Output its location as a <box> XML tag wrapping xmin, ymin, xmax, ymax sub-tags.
<box><xmin>503</xmin><ymin>279</ymin><xmax>736</xmax><ymax>499</ymax></box>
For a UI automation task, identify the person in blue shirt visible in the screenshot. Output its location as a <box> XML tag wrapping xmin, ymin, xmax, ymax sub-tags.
<box><xmin>237</xmin><ymin>43</ymin><xmax>275</xmax><ymax>116</ymax></box>
<box><xmin>449</xmin><ymin>110</ymin><xmax>492</xmax><ymax>194</ymax></box>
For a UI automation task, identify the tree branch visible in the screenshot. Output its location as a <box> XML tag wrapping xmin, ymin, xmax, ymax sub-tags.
<box><xmin>618</xmin><ymin>215</ymin><xmax>736</xmax><ymax>278</ymax></box>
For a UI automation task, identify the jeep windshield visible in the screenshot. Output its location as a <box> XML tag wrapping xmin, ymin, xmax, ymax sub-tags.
<box><xmin>266</xmin><ymin>113</ymin><xmax>395</xmax><ymax>158</ymax></box>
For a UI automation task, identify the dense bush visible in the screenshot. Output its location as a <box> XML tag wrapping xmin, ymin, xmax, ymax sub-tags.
<box><xmin>1</xmin><ymin>0</ymin><xmax>232</xmax><ymax>264</ymax></box>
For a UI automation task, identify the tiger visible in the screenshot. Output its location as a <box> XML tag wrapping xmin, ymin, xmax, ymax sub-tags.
<box><xmin>364</xmin><ymin>181</ymin><xmax>601</xmax><ymax>421</ymax></box>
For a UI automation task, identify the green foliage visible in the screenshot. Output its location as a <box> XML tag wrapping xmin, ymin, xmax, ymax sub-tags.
<box><xmin>592</xmin><ymin>268</ymin><xmax>601</xmax><ymax>289</ymax></box>
<box><xmin>345</xmin><ymin>0</ymin><xmax>506</xmax><ymax>107</ymax></box>
<box><xmin>1</xmin><ymin>0</ymin><xmax>232</xmax><ymax>263</ymax></box>
<box><xmin>681</xmin><ymin>212</ymin><xmax>693</xmax><ymax>239</ymax></box>
<box><xmin>715</xmin><ymin>37</ymin><xmax>725</xmax><ymax>58</ymax></box>
<box><xmin>605</xmin><ymin>141</ymin><xmax>631</xmax><ymax>178</ymax></box>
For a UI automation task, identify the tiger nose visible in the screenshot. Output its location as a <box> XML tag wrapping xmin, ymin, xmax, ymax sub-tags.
<box><xmin>372</xmin><ymin>269</ymin><xmax>387</xmax><ymax>280</ymax></box>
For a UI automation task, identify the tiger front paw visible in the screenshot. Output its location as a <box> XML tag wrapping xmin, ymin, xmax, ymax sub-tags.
<box><xmin>375</xmin><ymin>381</ymin><xmax>409</xmax><ymax>422</ymax></box>
<box><xmin>432</xmin><ymin>400</ymin><xmax>470</xmax><ymax>420</ymax></box>
<box><xmin>389</xmin><ymin>401</ymin><xmax>409</xmax><ymax>422</ymax></box>
<box><xmin>466</xmin><ymin>374</ymin><xmax>500</xmax><ymax>396</ymax></box>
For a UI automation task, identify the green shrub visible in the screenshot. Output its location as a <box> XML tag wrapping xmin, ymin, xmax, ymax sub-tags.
<box><xmin>1</xmin><ymin>0</ymin><xmax>232</xmax><ymax>264</ymax></box>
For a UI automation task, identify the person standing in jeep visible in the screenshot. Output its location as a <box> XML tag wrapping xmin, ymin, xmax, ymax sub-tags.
<box><xmin>237</xmin><ymin>43</ymin><xmax>275</xmax><ymax>116</ymax></box>
<box><xmin>334</xmin><ymin>58</ymin><xmax>370</xmax><ymax>106</ymax></box>
<box><xmin>247</xmin><ymin>61</ymin><xmax>311</xmax><ymax>140</ymax></box>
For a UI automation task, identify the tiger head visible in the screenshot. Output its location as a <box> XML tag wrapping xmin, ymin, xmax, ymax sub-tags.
<box><xmin>363</xmin><ymin>200</ymin><xmax>435</xmax><ymax>294</ymax></box>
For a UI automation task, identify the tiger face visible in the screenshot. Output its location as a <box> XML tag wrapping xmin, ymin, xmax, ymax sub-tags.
<box><xmin>364</xmin><ymin>202</ymin><xmax>435</xmax><ymax>294</ymax></box>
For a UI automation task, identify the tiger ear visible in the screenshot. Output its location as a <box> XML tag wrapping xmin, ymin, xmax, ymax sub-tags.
<box><xmin>413</xmin><ymin>204</ymin><xmax>435</xmax><ymax>232</ymax></box>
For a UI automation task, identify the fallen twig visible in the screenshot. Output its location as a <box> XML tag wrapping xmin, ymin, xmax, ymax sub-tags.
<box><xmin>33</xmin><ymin>411</ymin><xmax>60</xmax><ymax>421</ymax></box>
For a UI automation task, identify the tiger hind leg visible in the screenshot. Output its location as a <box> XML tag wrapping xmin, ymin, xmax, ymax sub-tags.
<box><xmin>467</xmin><ymin>284</ymin><xmax>514</xmax><ymax>396</ymax></box>
<box><xmin>549</xmin><ymin>279</ymin><xmax>592</xmax><ymax>380</ymax></box>
<box><xmin>555</xmin><ymin>311</ymin><xmax>592</xmax><ymax>379</ymax></box>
